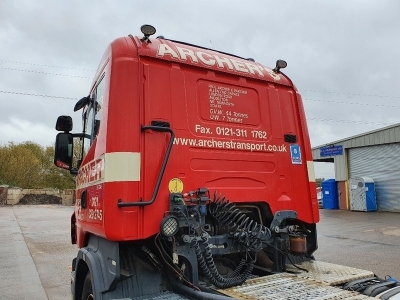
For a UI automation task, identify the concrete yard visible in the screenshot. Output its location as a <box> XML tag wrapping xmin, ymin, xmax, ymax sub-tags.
<box><xmin>0</xmin><ymin>205</ymin><xmax>76</xmax><ymax>300</ymax></box>
<box><xmin>0</xmin><ymin>205</ymin><xmax>399</xmax><ymax>299</ymax></box>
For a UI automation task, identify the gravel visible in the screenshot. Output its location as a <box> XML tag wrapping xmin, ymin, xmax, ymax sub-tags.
<box><xmin>18</xmin><ymin>194</ymin><xmax>62</xmax><ymax>205</ymax></box>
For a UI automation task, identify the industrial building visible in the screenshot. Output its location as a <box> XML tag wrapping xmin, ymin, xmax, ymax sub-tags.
<box><xmin>312</xmin><ymin>123</ymin><xmax>400</xmax><ymax>212</ymax></box>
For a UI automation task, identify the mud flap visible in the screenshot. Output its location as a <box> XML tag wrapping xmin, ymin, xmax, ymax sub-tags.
<box><xmin>73</xmin><ymin>236</ymin><xmax>120</xmax><ymax>300</ymax></box>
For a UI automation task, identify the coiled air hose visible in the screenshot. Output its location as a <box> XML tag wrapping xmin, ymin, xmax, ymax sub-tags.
<box><xmin>208</xmin><ymin>192</ymin><xmax>271</xmax><ymax>252</ymax></box>
<box><xmin>193</xmin><ymin>238</ymin><xmax>254</xmax><ymax>288</ymax></box>
<box><xmin>193</xmin><ymin>192</ymin><xmax>271</xmax><ymax>288</ymax></box>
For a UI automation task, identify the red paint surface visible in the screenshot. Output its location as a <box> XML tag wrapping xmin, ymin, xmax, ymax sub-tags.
<box><xmin>73</xmin><ymin>36</ymin><xmax>319</xmax><ymax>248</ymax></box>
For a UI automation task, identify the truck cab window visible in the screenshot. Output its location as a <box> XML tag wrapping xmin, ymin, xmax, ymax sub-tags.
<box><xmin>82</xmin><ymin>75</ymin><xmax>106</xmax><ymax>154</ymax></box>
<box><xmin>94</xmin><ymin>76</ymin><xmax>105</xmax><ymax>133</ymax></box>
<box><xmin>83</xmin><ymin>104</ymin><xmax>94</xmax><ymax>154</ymax></box>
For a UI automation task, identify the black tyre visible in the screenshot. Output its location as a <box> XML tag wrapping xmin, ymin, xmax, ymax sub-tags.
<box><xmin>81</xmin><ymin>273</ymin><xmax>94</xmax><ymax>300</ymax></box>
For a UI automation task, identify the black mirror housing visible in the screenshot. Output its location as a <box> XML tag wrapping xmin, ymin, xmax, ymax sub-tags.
<box><xmin>54</xmin><ymin>133</ymin><xmax>73</xmax><ymax>170</ymax></box>
<box><xmin>74</xmin><ymin>96</ymin><xmax>91</xmax><ymax>112</ymax></box>
<box><xmin>56</xmin><ymin>116</ymin><xmax>73</xmax><ymax>132</ymax></box>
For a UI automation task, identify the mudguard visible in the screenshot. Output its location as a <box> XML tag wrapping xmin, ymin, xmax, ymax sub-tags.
<box><xmin>73</xmin><ymin>235</ymin><xmax>120</xmax><ymax>300</ymax></box>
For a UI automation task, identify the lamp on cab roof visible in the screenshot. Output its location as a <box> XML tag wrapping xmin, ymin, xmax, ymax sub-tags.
<box><xmin>140</xmin><ymin>24</ymin><xmax>156</xmax><ymax>43</ymax></box>
<box><xmin>273</xmin><ymin>59</ymin><xmax>287</xmax><ymax>73</ymax></box>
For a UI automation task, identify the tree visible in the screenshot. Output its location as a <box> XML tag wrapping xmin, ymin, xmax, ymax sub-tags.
<box><xmin>0</xmin><ymin>141</ymin><xmax>75</xmax><ymax>189</ymax></box>
<box><xmin>0</xmin><ymin>142</ymin><xmax>42</xmax><ymax>188</ymax></box>
<box><xmin>315</xmin><ymin>178</ymin><xmax>325</xmax><ymax>188</ymax></box>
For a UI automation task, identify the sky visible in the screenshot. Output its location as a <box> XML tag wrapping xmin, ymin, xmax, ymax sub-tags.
<box><xmin>0</xmin><ymin>0</ymin><xmax>399</xmax><ymax>179</ymax></box>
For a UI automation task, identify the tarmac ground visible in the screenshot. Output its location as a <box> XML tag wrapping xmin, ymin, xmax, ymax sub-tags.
<box><xmin>316</xmin><ymin>208</ymin><xmax>400</xmax><ymax>280</ymax></box>
<box><xmin>0</xmin><ymin>205</ymin><xmax>399</xmax><ymax>299</ymax></box>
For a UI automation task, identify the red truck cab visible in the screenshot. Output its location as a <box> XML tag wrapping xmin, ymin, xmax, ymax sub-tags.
<box><xmin>54</xmin><ymin>25</ymin><xmax>319</xmax><ymax>300</ymax></box>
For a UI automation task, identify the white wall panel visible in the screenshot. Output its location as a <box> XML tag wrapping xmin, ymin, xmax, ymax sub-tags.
<box><xmin>348</xmin><ymin>144</ymin><xmax>400</xmax><ymax>212</ymax></box>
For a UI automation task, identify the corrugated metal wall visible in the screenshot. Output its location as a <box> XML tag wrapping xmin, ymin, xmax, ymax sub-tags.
<box><xmin>334</xmin><ymin>152</ymin><xmax>347</xmax><ymax>181</ymax></box>
<box><xmin>348</xmin><ymin>144</ymin><xmax>400</xmax><ymax>212</ymax></box>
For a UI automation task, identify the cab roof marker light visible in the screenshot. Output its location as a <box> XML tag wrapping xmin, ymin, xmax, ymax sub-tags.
<box><xmin>140</xmin><ymin>24</ymin><xmax>156</xmax><ymax>43</ymax></box>
<box><xmin>273</xmin><ymin>59</ymin><xmax>287</xmax><ymax>73</ymax></box>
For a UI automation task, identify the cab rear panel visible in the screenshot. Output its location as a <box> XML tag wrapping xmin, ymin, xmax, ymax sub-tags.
<box><xmin>74</xmin><ymin>36</ymin><xmax>318</xmax><ymax>245</ymax></box>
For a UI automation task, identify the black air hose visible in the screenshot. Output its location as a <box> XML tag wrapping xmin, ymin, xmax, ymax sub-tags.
<box><xmin>193</xmin><ymin>239</ymin><xmax>254</xmax><ymax>289</ymax></box>
<box><xmin>190</xmin><ymin>192</ymin><xmax>270</xmax><ymax>289</ymax></box>
<box><xmin>170</xmin><ymin>279</ymin><xmax>234</xmax><ymax>300</ymax></box>
<box><xmin>208</xmin><ymin>192</ymin><xmax>271</xmax><ymax>252</ymax></box>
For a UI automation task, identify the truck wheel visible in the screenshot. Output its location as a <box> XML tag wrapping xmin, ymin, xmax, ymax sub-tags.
<box><xmin>81</xmin><ymin>273</ymin><xmax>94</xmax><ymax>300</ymax></box>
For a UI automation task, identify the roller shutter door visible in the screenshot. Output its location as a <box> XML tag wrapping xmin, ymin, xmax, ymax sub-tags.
<box><xmin>348</xmin><ymin>144</ymin><xmax>400</xmax><ymax>212</ymax></box>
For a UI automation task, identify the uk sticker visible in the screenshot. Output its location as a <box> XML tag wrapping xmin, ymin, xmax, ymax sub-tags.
<box><xmin>290</xmin><ymin>144</ymin><xmax>302</xmax><ymax>164</ymax></box>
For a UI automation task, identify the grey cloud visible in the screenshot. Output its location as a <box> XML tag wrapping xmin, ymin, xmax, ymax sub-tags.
<box><xmin>0</xmin><ymin>0</ymin><xmax>399</xmax><ymax>179</ymax></box>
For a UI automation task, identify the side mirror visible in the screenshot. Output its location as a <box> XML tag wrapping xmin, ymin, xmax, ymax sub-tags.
<box><xmin>54</xmin><ymin>133</ymin><xmax>73</xmax><ymax>170</ymax></box>
<box><xmin>56</xmin><ymin>116</ymin><xmax>73</xmax><ymax>132</ymax></box>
